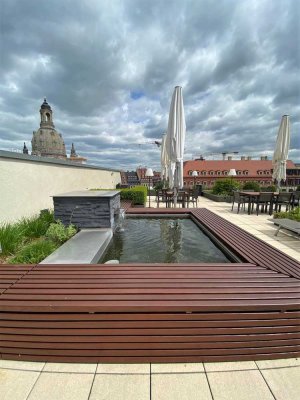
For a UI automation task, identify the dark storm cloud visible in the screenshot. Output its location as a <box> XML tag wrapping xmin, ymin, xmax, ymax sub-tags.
<box><xmin>0</xmin><ymin>0</ymin><xmax>299</xmax><ymax>169</ymax></box>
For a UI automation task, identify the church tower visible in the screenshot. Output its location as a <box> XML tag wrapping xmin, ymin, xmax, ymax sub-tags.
<box><xmin>31</xmin><ymin>99</ymin><xmax>67</xmax><ymax>159</ymax></box>
<box><xmin>40</xmin><ymin>98</ymin><xmax>55</xmax><ymax>128</ymax></box>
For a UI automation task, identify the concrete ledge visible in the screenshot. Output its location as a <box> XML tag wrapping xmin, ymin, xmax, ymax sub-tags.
<box><xmin>40</xmin><ymin>228</ymin><xmax>113</xmax><ymax>264</ymax></box>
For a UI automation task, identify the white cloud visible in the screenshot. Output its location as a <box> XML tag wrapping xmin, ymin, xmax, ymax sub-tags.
<box><xmin>0</xmin><ymin>0</ymin><xmax>299</xmax><ymax>170</ymax></box>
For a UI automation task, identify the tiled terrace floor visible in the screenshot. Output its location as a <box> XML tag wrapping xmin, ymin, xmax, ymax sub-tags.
<box><xmin>1</xmin><ymin>196</ymin><xmax>299</xmax><ymax>399</ymax></box>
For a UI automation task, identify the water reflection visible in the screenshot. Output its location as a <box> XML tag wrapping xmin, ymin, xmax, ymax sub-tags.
<box><xmin>100</xmin><ymin>217</ymin><xmax>230</xmax><ymax>264</ymax></box>
<box><xmin>160</xmin><ymin>219</ymin><xmax>182</xmax><ymax>263</ymax></box>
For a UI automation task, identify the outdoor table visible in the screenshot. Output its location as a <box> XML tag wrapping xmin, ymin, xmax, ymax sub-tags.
<box><xmin>240</xmin><ymin>192</ymin><xmax>279</xmax><ymax>215</ymax></box>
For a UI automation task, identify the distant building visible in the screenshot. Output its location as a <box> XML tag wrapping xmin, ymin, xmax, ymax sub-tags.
<box><xmin>136</xmin><ymin>167</ymin><xmax>161</xmax><ymax>187</ymax></box>
<box><xmin>24</xmin><ymin>99</ymin><xmax>86</xmax><ymax>164</ymax></box>
<box><xmin>126</xmin><ymin>171</ymin><xmax>140</xmax><ymax>187</ymax></box>
<box><xmin>183</xmin><ymin>156</ymin><xmax>300</xmax><ymax>188</ymax></box>
<box><xmin>69</xmin><ymin>143</ymin><xmax>87</xmax><ymax>164</ymax></box>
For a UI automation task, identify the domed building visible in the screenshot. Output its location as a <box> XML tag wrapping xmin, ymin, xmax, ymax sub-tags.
<box><xmin>31</xmin><ymin>99</ymin><xmax>67</xmax><ymax>159</ymax></box>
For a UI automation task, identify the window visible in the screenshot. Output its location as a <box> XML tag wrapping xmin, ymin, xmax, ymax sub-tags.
<box><xmin>209</xmin><ymin>170</ymin><xmax>214</xmax><ymax>175</ymax></box>
<box><xmin>183</xmin><ymin>181</ymin><xmax>186</xmax><ymax>186</ymax></box>
<box><xmin>223</xmin><ymin>170</ymin><xmax>228</xmax><ymax>175</ymax></box>
<box><xmin>237</xmin><ymin>170</ymin><xmax>242</xmax><ymax>175</ymax></box>
<box><xmin>243</xmin><ymin>170</ymin><xmax>249</xmax><ymax>175</ymax></box>
<box><xmin>216</xmin><ymin>171</ymin><xmax>221</xmax><ymax>175</ymax></box>
<box><xmin>201</xmin><ymin>171</ymin><xmax>207</xmax><ymax>176</ymax></box>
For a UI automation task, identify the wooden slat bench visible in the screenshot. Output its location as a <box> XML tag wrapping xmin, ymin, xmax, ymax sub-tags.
<box><xmin>0</xmin><ymin>208</ymin><xmax>299</xmax><ymax>363</ymax></box>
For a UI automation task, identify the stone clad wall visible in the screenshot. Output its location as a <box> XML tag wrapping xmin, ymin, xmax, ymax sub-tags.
<box><xmin>53</xmin><ymin>194</ymin><xmax>120</xmax><ymax>229</ymax></box>
<box><xmin>0</xmin><ymin>151</ymin><xmax>121</xmax><ymax>224</ymax></box>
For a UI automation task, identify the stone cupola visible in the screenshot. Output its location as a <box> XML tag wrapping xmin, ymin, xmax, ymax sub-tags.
<box><xmin>31</xmin><ymin>99</ymin><xmax>67</xmax><ymax>159</ymax></box>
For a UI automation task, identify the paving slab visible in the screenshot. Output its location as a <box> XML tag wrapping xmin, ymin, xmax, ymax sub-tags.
<box><xmin>27</xmin><ymin>372</ymin><xmax>94</xmax><ymax>400</ymax></box>
<box><xmin>0</xmin><ymin>359</ymin><xmax>45</xmax><ymax>372</ymax></box>
<box><xmin>256</xmin><ymin>358</ymin><xmax>300</xmax><ymax>369</ymax></box>
<box><xmin>96</xmin><ymin>363</ymin><xmax>150</xmax><ymax>374</ymax></box>
<box><xmin>204</xmin><ymin>361</ymin><xmax>257</xmax><ymax>372</ymax></box>
<box><xmin>152</xmin><ymin>363</ymin><xmax>204</xmax><ymax>373</ymax></box>
<box><xmin>260</xmin><ymin>366</ymin><xmax>300</xmax><ymax>400</ymax></box>
<box><xmin>151</xmin><ymin>373</ymin><xmax>212</xmax><ymax>400</ymax></box>
<box><xmin>89</xmin><ymin>374</ymin><xmax>150</xmax><ymax>400</ymax></box>
<box><xmin>207</xmin><ymin>370</ymin><xmax>274</xmax><ymax>400</ymax></box>
<box><xmin>0</xmin><ymin>369</ymin><xmax>40</xmax><ymax>400</ymax></box>
<box><xmin>44</xmin><ymin>362</ymin><xmax>97</xmax><ymax>373</ymax></box>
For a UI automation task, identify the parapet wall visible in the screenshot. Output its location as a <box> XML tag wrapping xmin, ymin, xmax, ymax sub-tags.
<box><xmin>0</xmin><ymin>151</ymin><xmax>121</xmax><ymax>224</ymax></box>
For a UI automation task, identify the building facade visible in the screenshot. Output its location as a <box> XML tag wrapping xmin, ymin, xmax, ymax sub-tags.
<box><xmin>183</xmin><ymin>157</ymin><xmax>300</xmax><ymax>188</ymax></box>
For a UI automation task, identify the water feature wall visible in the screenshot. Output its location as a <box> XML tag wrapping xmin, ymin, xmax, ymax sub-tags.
<box><xmin>53</xmin><ymin>190</ymin><xmax>121</xmax><ymax>229</ymax></box>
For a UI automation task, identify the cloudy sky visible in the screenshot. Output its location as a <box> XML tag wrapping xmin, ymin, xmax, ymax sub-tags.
<box><xmin>0</xmin><ymin>0</ymin><xmax>299</xmax><ymax>170</ymax></box>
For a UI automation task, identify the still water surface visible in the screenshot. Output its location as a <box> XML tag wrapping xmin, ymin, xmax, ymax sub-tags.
<box><xmin>100</xmin><ymin>217</ymin><xmax>231</xmax><ymax>263</ymax></box>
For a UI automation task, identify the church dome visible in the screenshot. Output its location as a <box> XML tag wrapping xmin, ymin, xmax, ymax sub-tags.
<box><xmin>31</xmin><ymin>128</ymin><xmax>67</xmax><ymax>159</ymax></box>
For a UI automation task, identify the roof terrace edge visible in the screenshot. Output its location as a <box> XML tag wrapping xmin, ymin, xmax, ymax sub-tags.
<box><xmin>0</xmin><ymin>149</ymin><xmax>121</xmax><ymax>172</ymax></box>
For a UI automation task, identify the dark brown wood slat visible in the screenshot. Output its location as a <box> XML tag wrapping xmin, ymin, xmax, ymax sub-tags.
<box><xmin>3</xmin><ymin>352</ymin><xmax>299</xmax><ymax>363</ymax></box>
<box><xmin>1</xmin><ymin>318</ymin><xmax>299</xmax><ymax>329</ymax></box>
<box><xmin>1</xmin><ymin>300</ymin><xmax>299</xmax><ymax>313</ymax></box>
<box><xmin>2</xmin><ymin>345</ymin><xmax>300</xmax><ymax>357</ymax></box>
<box><xmin>2</xmin><ymin>339</ymin><xmax>299</xmax><ymax>350</ymax></box>
<box><xmin>1</xmin><ymin>325</ymin><xmax>299</xmax><ymax>335</ymax></box>
<box><xmin>7</xmin><ymin>287</ymin><xmax>299</xmax><ymax>294</ymax></box>
<box><xmin>2</xmin><ymin>332</ymin><xmax>299</xmax><ymax>343</ymax></box>
<box><xmin>1</xmin><ymin>311</ymin><xmax>299</xmax><ymax>321</ymax></box>
<box><xmin>11</xmin><ymin>282</ymin><xmax>300</xmax><ymax>288</ymax></box>
<box><xmin>2</xmin><ymin>289</ymin><xmax>300</xmax><ymax>300</ymax></box>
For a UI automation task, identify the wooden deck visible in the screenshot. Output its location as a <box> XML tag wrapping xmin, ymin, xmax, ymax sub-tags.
<box><xmin>0</xmin><ymin>208</ymin><xmax>299</xmax><ymax>363</ymax></box>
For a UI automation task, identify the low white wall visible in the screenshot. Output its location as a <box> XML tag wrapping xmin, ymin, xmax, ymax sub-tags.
<box><xmin>0</xmin><ymin>152</ymin><xmax>121</xmax><ymax>224</ymax></box>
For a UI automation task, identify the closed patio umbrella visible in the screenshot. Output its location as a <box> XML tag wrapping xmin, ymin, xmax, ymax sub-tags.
<box><xmin>160</xmin><ymin>133</ymin><xmax>169</xmax><ymax>182</ymax></box>
<box><xmin>272</xmin><ymin>115</ymin><xmax>290</xmax><ymax>191</ymax></box>
<box><xmin>165</xmin><ymin>86</ymin><xmax>186</xmax><ymax>205</ymax></box>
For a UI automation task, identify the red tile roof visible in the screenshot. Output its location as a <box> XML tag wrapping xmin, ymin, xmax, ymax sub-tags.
<box><xmin>184</xmin><ymin>159</ymin><xmax>296</xmax><ymax>176</ymax></box>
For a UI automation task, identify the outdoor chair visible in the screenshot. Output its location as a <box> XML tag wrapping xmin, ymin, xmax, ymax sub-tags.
<box><xmin>176</xmin><ymin>191</ymin><xmax>187</xmax><ymax>208</ymax></box>
<box><xmin>291</xmin><ymin>191</ymin><xmax>300</xmax><ymax>209</ymax></box>
<box><xmin>156</xmin><ymin>190</ymin><xmax>167</xmax><ymax>208</ymax></box>
<box><xmin>273</xmin><ymin>192</ymin><xmax>293</xmax><ymax>213</ymax></box>
<box><xmin>231</xmin><ymin>191</ymin><xmax>247</xmax><ymax>213</ymax></box>
<box><xmin>188</xmin><ymin>188</ymin><xmax>199</xmax><ymax>207</ymax></box>
<box><xmin>165</xmin><ymin>190</ymin><xmax>174</xmax><ymax>208</ymax></box>
<box><xmin>254</xmin><ymin>192</ymin><xmax>274</xmax><ymax>215</ymax></box>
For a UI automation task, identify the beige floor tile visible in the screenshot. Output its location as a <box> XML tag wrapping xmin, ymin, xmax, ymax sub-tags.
<box><xmin>44</xmin><ymin>362</ymin><xmax>97</xmax><ymax>373</ymax></box>
<box><xmin>0</xmin><ymin>369</ymin><xmax>40</xmax><ymax>400</ymax></box>
<box><xmin>0</xmin><ymin>359</ymin><xmax>45</xmax><ymax>371</ymax></box>
<box><xmin>89</xmin><ymin>374</ymin><xmax>149</xmax><ymax>400</ymax></box>
<box><xmin>151</xmin><ymin>373</ymin><xmax>212</xmax><ymax>400</ymax></box>
<box><xmin>152</xmin><ymin>362</ymin><xmax>204</xmax><ymax>373</ymax></box>
<box><xmin>261</xmin><ymin>366</ymin><xmax>300</xmax><ymax>400</ymax></box>
<box><xmin>204</xmin><ymin>361</ymin><xmax>257</xmax><ymax>372</ymax></box>
<box><xmin>96</xmin><ymin>363</ymin><xmax>150</xmax><ymax>374</ymax></box>
<box><xmin>207</xmin><ymin>370</ymin><xmax>274</xmax><ymax>400</ymax></box>
<box><xmin>27</xmin><ymin>372</ymin><xmax>94</xmax><ymax>400</ymax></box>
<box><xmin>256</xmin><ymin>358</ymin><xmax>300</xmax><ymax>369</ymax></box>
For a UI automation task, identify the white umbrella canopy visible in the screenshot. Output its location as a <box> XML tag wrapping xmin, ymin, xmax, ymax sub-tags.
<box><xmin>160</xmin><ymin>133</ymin><xmax>169</xmax><ymax>181</ymax></box>
<box><xmin>165</xmin><ymin>86</ymin><xmax>186</xmax><ymax>194</ymax></box>
<box><xmin>272</xmin><ymin>115</ymin><xmax>290</xmax><ymax>190</ymax></box>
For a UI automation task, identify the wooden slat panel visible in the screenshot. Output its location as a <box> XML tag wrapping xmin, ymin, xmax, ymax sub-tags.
<box><xmin>0</xmin><ymin>206</ymin><xmax>299</xmax><ymax>363</ymax></box>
